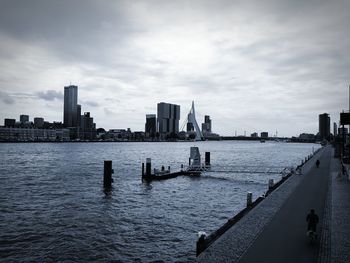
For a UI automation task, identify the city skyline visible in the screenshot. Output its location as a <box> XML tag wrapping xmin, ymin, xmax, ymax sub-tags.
<box><xmin>0</xmin><ymin>0</ymin><xmax>349</xmax><ymax>136</ymax></box>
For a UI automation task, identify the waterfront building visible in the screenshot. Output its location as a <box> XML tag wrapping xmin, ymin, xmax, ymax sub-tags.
<box><xmin>319</xmin><ymin>113</ymin><xmax>330</xmax><ymax>140</ymax></box>
<box><xmin>20</xmin><ymin>115</ymin><xmax>29</xmax><ymax>124</ymax></box>
<box><xmin>4</xmin><ymin>118</ymin><xmax>16</xmax><ymax>127</ymax></box>
<box><xmin>187</xmin><ymin>122</ymin><xmax>194</xmax><ymax>132</ymax></box>
<box><xmin>251</xmin><ymin>132</ymin><xmax>258</xmax><ymax>138</ymax></box>
<box><xmin>80</xmin><ymin>112</ymin><xmax>96</xmax><ymax>140</ymax></box>
<box><xmin>333</xmin><ymin>122</ymin><xmax>338</xmax><ymax>137</ymax></box>
<box><xmin>145</xmin><ymin>114</ymin><xmax>157</xmax><ymax>136</ymax></box>
<box><xmin>34</xmin><ymin>117</ymin><xmax>44</xmax><ymax>128</ymax></box>
<box><xmin>338</xmin><ymin>127</ymin><xmax>348</xmax><ymax>136</ymax></box>
<box><xmin>0</xmin><ymin>127</ymin><xmax>70</xmax><ymax>141</ymax></box>
<box><xmin>63</xmin><ymin>85</ymin><xmax>78</xmax><ymax>127</ymax></box>
<box><xmin>77</xmin><ymin>104</ymin><xmax>81</xmax><ymax>127</ymax></box>
<box><xmin>261</xmin><ymin>132</ymin><xmax>269</xmax><ymax>138</ymax></box>
<box><xmin>202</xmin><ymin>115</ymin><xmax>212</xmax><ymax>133</ymax></box>
<box><xmin>157</xmin><ymin>102</ymin><xmax>180</xmax><ymax>134</ymax></box>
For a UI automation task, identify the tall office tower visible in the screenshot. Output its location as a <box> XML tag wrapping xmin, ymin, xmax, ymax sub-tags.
<box><xmin>319</xmin><ymin>113</ymin><xmax>330</xmax><ymax>140</ymax></box>
<box><xmin>145</xmin><ymin>114</ymin><xmax>157</xmax><ymax>135</ymax></box>
<box><xmin>333</xmin><ymin>122</ymin><xmax>338</xmax><ymax>137</ymax></box>
<box><xmin>20</xmin><ymin>115</ymin><xmax>29</xmax><ymax>124</ymax></box>
<box><xmin>81</xmin><ymin>112</ymin><xmax>96</xmax><ymax>140</ymax></box>
<box><xmin>4</xmin><ymin>118</ymin><xmax>16</xmax><ymax>127</ymax></box>
<box><xmin>157</xmin><ymin>102</ymin><xmax>180</xmax><ymax>134</ymax></box>
<box><xmin>202</xmin><ymin>115</ymin><xmax>212</xmax><ymax>133</ymax></box>
<box><xmin>77</xmin><ymin>104</ymin><xmax>81</xmax><ymax>127</ymax></box>
<box><xmin>63</xmin><ymin>85</ymin><xmax>78</xmax><ymax>127</ymax></box>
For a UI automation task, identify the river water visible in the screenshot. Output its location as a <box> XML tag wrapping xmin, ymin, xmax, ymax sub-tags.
<box><xmin>0</xmin><ymin>141</ymin><xmax>320</xmax><ymax>262</ymax></box>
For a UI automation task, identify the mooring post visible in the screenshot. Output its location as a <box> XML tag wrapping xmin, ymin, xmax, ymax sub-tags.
<box><xmin>205</xmin><ymin>152</ymin><xmax>211</xmax><ymax>166</ymax></box>
<box><xmin>142</xmin><ymin>162</ymin><xmax>145</xmax><ymax>176</ymax></box>
<box><xmin>104</xmin><ymin>160</ymin><xmax>113</xmax><ymax>188</ymax></box>
<box><xmin>247</xmin><ymin>192</ymin><xmax>253</xmax><ymax>207</ymax></box>
<box><xmin>196</xmin><ymin>233</ymin><xmax>207</xmax><ymax>256</ymax></box>
<box><xmin>268</xmin><ymin>179</ymin><xmax>274</xmax><ymax>190</ymax></box>
<box><xmin>146</xmin><ymin>158</ymin><xmax>152</xmax><ymax>176</ymax></box>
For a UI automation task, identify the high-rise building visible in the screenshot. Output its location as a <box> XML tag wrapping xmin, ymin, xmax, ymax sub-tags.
<box><xmin>333</xmin><ymin>122</ymin><xmax>338</xmax><ymax>137</ymax></box>
<box><xmin>157</xmin><ymin>102</ymin><xmax>180</xmax><ymax>134</ymax></box>
<box><xmin>319</xmin><ymin>113</ymin><xmax>330</xmax><ymax>140</ymax></box>
<box><xmin>145</xmin><ymin>114</ymin><xmax>156</xmax><ymax>135</ymax></box>
<box><xmin>4</xmin><ymin>118</ymin><xmax>16</xmax><ymax>127</ymax></box>
<box><xmin>20</xmin><ymin>115</ymin><xmax>29</xmax><ymax>124</ymax></box>
<box><xmin>80</xmin><ymin>112</ymin><xmax>96</xmax><ymax>140</ymax></box>
<box><xmin>187</xmin><ymin>122</ymin><xmax>194</xmax><ymax>132</ymax></box>
<box><xmin>34</xmin><ymin>117</ymin><xmax>44</xmax><ymax>128</ymax></box>
<box><xmin>202</xmin><ymin>115</ymin><xmax>212</xmax><ymax>133</ymax></box>
<box><xmin>77</xmin><ymin>104</ymin><xmax>81</xmax><ymax>127</ymax></box>
<box><xmin>63</xmin><ymin>85</ymin><xmax>78</xmax><ymax>127</ymax></box>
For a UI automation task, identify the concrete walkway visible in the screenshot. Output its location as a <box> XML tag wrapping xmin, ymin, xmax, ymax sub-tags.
<box><xmin>198</xmin><ymin>146</ymin><xmax>337</xmax><ymax>263</ymax></box>
<box><xmin>236</xmin><ymin>146</ymin><xmax>331</xmax><ymax>263</ymax></box>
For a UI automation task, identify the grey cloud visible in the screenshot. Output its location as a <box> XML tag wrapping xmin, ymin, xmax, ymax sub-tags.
<box><xmin>104</xmin><ymin>107</ymin><xmax>116</xmax><ymax>116</ymax></box>
<box><xmin>37</xmin><ymin>90</ymin><xmax>63</xmax><ymax>101</ymax></box>
<box><xmin>84</xmin><ymin>101</ymin><xmax>99</xmax><ymax>107</ymax></box>
<box><xmin>0</xmin><ymin>91</ymin><xmax>15</xmax><ymax>104</ymax></box>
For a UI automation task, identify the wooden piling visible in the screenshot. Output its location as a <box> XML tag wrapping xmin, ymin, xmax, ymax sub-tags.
<box><xmin>104</xmin><ymin>160</ymin><xmax>113</xmax><ymax>188</ymax></box>
<box><xmin>205</xmin><ymin>152</ymin><xmax>211</xmax><ymax>166</ymax></box>
<box><xmin>146</xmin><ymin>158</ymin><xmax>152</xmax><ymax>176</ymax></box>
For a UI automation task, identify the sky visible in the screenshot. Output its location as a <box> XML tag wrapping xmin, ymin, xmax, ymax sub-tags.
<box><xmin>0</xmin><ymin>0</ymin><xmax>349</xmax><ymax>137</ymax></box>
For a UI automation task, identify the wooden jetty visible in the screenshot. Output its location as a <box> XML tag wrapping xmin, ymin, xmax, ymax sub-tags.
<box><xmin>142</xmin><ymin>170</ymin><xmax>201</xmax><ymax>181</ymax></box>
<box><xmin>141</xmin><ymin>147</ymin><xmax>208</xmax><ymax>181</ymax></box>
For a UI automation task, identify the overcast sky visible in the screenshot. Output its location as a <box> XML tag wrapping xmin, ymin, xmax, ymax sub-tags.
<box><xmin>0</xmin><ymin>0</ymin><xmax>348</xmax><ymax>136</ymax></box>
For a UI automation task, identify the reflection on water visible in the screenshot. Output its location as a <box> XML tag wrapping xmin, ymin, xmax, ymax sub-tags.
<box><xmin>0</xmin><ymin>141</ymin><xmax>320</xmax><ymax>262</ymax></box>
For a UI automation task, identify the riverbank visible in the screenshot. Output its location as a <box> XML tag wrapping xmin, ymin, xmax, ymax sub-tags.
<box><xmin>198</xmin><ymin>145</ymin><xmax>350</xmax><ymax>263</ymax></box>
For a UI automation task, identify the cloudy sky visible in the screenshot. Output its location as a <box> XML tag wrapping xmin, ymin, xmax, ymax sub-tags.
<box><xmin>0</xmin><ymin>0</ymin><xmax>348</xmax><ymax>136</ymax></box>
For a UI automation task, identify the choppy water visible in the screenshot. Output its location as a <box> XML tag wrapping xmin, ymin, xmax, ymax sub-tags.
<box><xmin>0</xmin><ymin>141</ymin><xmax>320</xmax><ymax>262</ymax></box>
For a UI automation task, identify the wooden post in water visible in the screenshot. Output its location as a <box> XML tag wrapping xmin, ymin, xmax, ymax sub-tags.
<box><xmin>146</xmin><ymin>158</ymin><xmax>152</xmax><ymax>176</ymax></box>
<box><xmin>104</xmin><ymin>160</ymin><xmax>113</xmax><ymax>188</ymax></box>
<box><xmin>247</xmin><ymin>192</ymin><xmax>253</xmax><ymax>207</ymax></box>
<box><xmin>142</xmin><ymin>162</ymin><xmax>145</xmax><ymax>176</ymax></box>
<box><xmin>205</xmin><ymin>152</ymin><xmax>211</xmax><ymax>166</ymax></box>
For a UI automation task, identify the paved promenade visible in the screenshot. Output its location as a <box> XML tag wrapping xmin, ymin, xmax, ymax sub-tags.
<box><xmin>198</xmin><ymin>145</ymin><xmax>350</xmax><ymax>263</ymax></box>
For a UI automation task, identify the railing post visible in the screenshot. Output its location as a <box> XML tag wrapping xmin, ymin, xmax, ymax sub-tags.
<box><xmin>247</xmin><ymin>192</ymin><xmax>253</xmax><ymax>207</ymax></box>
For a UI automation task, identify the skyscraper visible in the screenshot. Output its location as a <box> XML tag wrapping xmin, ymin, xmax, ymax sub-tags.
<box><xmin>63</xmin><ymin>85</ymin><xmax>78</xmax><ymax>127</ymax></box>
<box><xmin>319</xmin><ymin>113</ymin><xmax>330</xmax><ymax>140</ymax></box>
<box><xmin>333</xmin><ymin>122</ymin><xmax>338</xmax><ymax>137</ymax></box>
<box><xmin>145</xmin><ymin>114</ymin><xmax>156</xmax><ymax>135</ymax></box>
<box><xmin>202</xmin><ymin>115</ymin><xmax>212</xmax><ymax>133</ymax></box>
<box><xmin>157</xmin><ymin>102</ymin><xmax>180</xmax><ymax>134</ymax></box>
<box><xmin>20</xmin><ymin>115</ymin><xmax>29</xmax><ymax>124</ymax></box>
